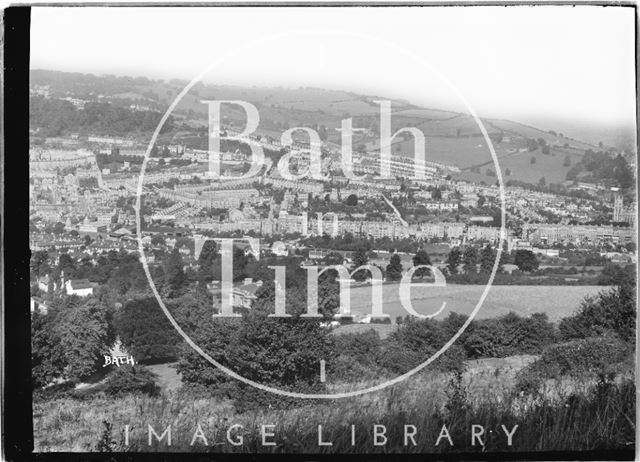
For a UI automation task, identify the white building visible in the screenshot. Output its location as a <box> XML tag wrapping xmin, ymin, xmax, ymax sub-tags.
<box><xmin>65</xmin><ymin>279</ymin><xmax>94</xmax><ymax>297</ymax></box>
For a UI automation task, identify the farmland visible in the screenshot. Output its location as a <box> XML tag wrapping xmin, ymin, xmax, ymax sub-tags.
<box><xmin>31</xmin><ymin>69</ymin><xmax>606</xmax><ymax>187</ymax></box>
<box><xmin>346</xmin><ymin>283</ymin><xmax>609</xmax><ymax>322</ymax></box>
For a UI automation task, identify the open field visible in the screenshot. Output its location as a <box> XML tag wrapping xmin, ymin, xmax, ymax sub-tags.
<box><xmin>346</xmin><ymin>284</ymin><xmax>608</xmax><ymax>322</ymax></box>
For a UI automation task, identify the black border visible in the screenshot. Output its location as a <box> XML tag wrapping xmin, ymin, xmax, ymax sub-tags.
<box><xmin>3</xmin><ymin>5</ymin><xmax>34</xmax><ymax>462</ymax></box>
<box><xmin>3</xmin><ymin>4</ymin><xmax>638</xmax><ymax>462</ymax></box>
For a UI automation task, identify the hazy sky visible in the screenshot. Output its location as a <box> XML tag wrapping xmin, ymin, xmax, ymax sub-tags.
<box><xmin>31</xmin><ymin>6</ymin><xmax>636</xmax><ymax>127</ymax></box>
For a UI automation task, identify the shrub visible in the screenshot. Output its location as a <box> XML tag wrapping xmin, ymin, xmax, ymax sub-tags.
<box><xmin>178</xmin><ymin>307</ymin><xmax>334</xmax><ymax>410</ymax></box>
<box><xmin>334</xmin><ymin>329</ymin><xmax>383</xmax><ymax>367</ymax></box>
<box><xmin>32</xmin><ymin>382</ymin><xmax>76</xmax><ymax>401</ymax></box>
<box><xmin>103</xmin><ymin>365</ymin><xmax>159</xmax><ymax>397</ymax></box>
<box><xmin>378</xmin><ymin>344</ymin><xmax>425</xmax><ymax>374</ymax></box>
<box><xmin>382</xmin><ymin>317</ymin><xmax>466</xmax><ymax>373</ymax></box>
<box><xmin>559</xmin><ymin>283</ymin><xmax>635</xmax><ymax>342</ymax></box>
<box><xmin>515</xmin><ymin>336</ymin><xmax>633</xmax><ymax>393</ymax></box>
<box><xmin>463</xmin><ymin>312</ymin><xmax>556</xmax><ymax>358</ymax></box>
<box><xmin>598</xmin><ymin>264</ymin><xmax>635</xmax><ymax>285</ymax></box>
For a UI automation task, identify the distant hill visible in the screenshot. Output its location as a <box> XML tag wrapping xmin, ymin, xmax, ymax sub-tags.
<box><xmin>32</xmin><ymin>69</ymin><xmax>622</xmax><ymax>187</ymax></box>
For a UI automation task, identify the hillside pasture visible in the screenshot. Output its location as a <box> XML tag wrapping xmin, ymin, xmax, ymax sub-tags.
<box><xmin>344</xmin><ymin>283</ymin><xmax>608</xmax><ymax>323</ymax></box>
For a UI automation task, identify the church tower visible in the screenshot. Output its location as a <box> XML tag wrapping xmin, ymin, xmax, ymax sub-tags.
<box><xmin>613</xmin><ymin>194</ymin><xmax>624</xmax><ymax>222</ymax></box>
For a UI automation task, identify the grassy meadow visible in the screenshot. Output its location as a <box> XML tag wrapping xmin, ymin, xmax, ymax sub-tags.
<box><xmin>346</xmin><ymin>284</ymin><xmax>608</xmax><ymax>322</ymax></box>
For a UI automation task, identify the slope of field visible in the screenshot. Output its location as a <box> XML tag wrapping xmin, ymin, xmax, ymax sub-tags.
<box><xmin>30</xmin><ymin>69</ymin><xmax>604</xmax><ymax>187</ymax></box>
<box><xmin>486</xmin><ymin>119</ymin><xmax>596</xmax><ymax>150</ymax></box>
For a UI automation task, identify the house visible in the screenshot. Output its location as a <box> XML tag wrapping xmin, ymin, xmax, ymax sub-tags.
<box><xmin>206</xmin><ymin>279</ymin><xmax>262</xmax><ymax>311</ymax></box>
<box><xmin>271</xmin><ymin>241</ymin><xmax>288</xmax><ymax>257</ymax></box>
<box><xmin>30</xmin><ymin>296</ymin><xmax>49</xmax><ymax>315</ymax></box>
<box><xmin>65</xmin><ymin>278</ymin><xmax>94</xmax><ymax>297</ymax></box>
<box><xmin>232</xmin><ymin>279</ymin><xmax>262</xmax><ymax>309</ymax></box>
<box><xmin>78</xmin><ymin>223</ymin><xmax>107</xmax><ymax>234</ymax></box>
<box><xmin>109</xmin><ymin>227</ymin><xmax>133</xmax><ymax>239</ymax></box>
<box><xmin>37</xmin><ymin>274</ymin><xmax>55</xmax><ymax>293</ymax></box>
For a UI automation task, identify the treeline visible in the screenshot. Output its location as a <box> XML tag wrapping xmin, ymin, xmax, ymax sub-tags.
<box><xmin>176</xmin><ymin>278</ymin><xmax>635</xmax><ymax>410</ymax></box>
<box><xmin>30</xmin><ymin>70</ymin><xmax>160</xmax><ymax>99</ymax></box>
<box><xmin>301</xmin><ymin>234</ymin><xmax>428</xmax><ymax>254</ymax></box>
<box><xmin>30</xmin><ymin>96</ymin><xmax>174</xmax><ymax>137</ymax></box>
<box><xmin>566</xmin><ymin>149</ymin><xmax>634</xmax><ymax>189</ymax></box>
<box><xmin>31</xmin><ymin>241</ymin><xmax>635</xmax><ymax>404</ymax></box>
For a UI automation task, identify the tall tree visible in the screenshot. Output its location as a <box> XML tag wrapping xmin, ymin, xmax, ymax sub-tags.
<box><xmin>463</xmin><ymin>247</ymin><xmax>479</xmax><ymax>274</ymax></box>
<box><xmin>31</xmin><ymin>310</ymin><xmax>67</xmax><ymax>387</ymax></box>
<box><xmin>30</xmin><ymin>250</ymin><xmax>50</xmax><ymax>277</ymax></box>
<box><xmin>446</xmin><ymin>247</ymin><xmax>462</xmax><ymax>275</ymax></box>
<box><xmin>115</xmin><ymin>298</ymin><xmax>181</xmax><ymax>363</ymax></box>
<box><xmin>197</xmin><ymin>240</ymin><xmax>218</xmax><ymax>282</ymax></box>
<box><xmin>58</xmin><ymin>253</ymin><xmax>76</xmax><ymax>279</ymax></box>
<box><xmin>323</xmin><ymin>252</ymin><xmax>344</xmax><ymax>266</ymax></box>
<box><xmin>412</xmin><ymin>249</ymin><xmax>432</xmax><ymax>278</ymax></box>
<box><xmin>480</xmin><ymin>244</ymin><xmax>496</xmax><ymax>274</ymax></box>
<box><xmin>513</xmin><ymin>250</ymin><xmax>539</xmax><ymax>272</ymax></box>
<box><xmin>163</xmin><ymin>249</ymin><xmax>186</xmax><ymax>294</ymax></box>
<box><xmin>386</xmin><ymin>254</ymin><xmax>404</xmax><ymax>281</ymax></box>
<box><xmin>55</xmin><ymin>297</ymin><xmax>111</xmax><ymax>380</ymax></box>
<box><xmin>351</xmin><ymin>248</ymin><xmax>370</xmax><ymax>281</ymax></box>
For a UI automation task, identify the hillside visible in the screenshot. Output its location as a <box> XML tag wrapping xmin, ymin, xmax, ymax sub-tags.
<box><xmin>31</xmin><ymin>69</ymin><xmax>615</xmax><ymax>187</ymax></box>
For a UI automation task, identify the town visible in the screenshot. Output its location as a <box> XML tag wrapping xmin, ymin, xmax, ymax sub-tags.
<box><xmin>24</xmin><ymin>4</ymin><xmax>638</xmax><ymax>453</ymax></box>
<box><xmin>29</xmin><ymin>101</ymin><xmax>636</xmax><ymax>314</ymax></box>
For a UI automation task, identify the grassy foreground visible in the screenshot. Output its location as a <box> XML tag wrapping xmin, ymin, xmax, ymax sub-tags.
<box><xmin>33</xmin><ymin>356</ymin><xmax>635</xmax><ymax>453</ymax></box>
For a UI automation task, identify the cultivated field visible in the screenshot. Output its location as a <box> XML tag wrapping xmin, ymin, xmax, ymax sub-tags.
<box><xmin>346</xmin><ymin>284</ymin><xmax>608</xmax><ymax>322</ymax></box>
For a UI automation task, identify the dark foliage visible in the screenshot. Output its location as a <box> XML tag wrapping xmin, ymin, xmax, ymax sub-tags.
<box><xmin>559</xmin><ymin>282</ymin><xmax>636</xmax><ymax>342</ymax></box>
<box><xmin>515</xmin><ymin>336</ymin><xmax>633</xmax><ymax>393</ymax></box>
<box><xmin>385</xmin><ymin>254</ymin><xmax>403</xmax><ymax>281</ymax></box>
<box><xmin>103</xmin><ymin>365</ymin><xmax>160</xmax><ymax>397</ymax></box>
<box><xmin>30</xmin><ymin>96</ymin><xmax>173</xmax><ymax>137</ymax></box>
<box><xmin>114</xmin><ymin>298</ymin><xmax>182</xmax><ymax>364</ymax></box>
<box><xmin>463</xmin><ymin>312</ymin><xmax>557</xmax><ymax>359</ymax></box>
<box><xmin>513</xmin><ymin>249</ymin><xmax>539</xmax><ymax>272</ymax></box>
<box><xmin>31</xmin><ymin>310</ymin><xmax>67</xmax><ymax>388</ymax></box>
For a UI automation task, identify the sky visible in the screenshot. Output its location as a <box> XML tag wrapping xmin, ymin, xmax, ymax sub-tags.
<box><xmin>31</xmin><ymin>6</ymin><xmax>636</xmax><ymax>128</ymax></box>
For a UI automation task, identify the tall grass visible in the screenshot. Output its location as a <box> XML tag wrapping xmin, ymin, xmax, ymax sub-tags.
<box><xmin>33</xmin><ymin>358</ymin><xmax>634</xmax><ymax>453</ymax></box>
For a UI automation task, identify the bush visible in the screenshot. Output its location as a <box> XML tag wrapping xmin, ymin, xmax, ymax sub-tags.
<box><xmin>382</xmin><ymin>317</ymin><xmax>466</xmax><ymax>373</ymax></box>
<box><xmin>378</xmin><ymin>344</ymin><xmax>425</xmax><ymax>374</ymax></box>
<box><xmin>598</xmin><ymin>264</ymin><xmax>636</xmax><ymax>286</ymax></box>
<box><xmin>463</xmin><ymin>312</ymin><xmax>556</xmax><ymax>358</ymax></box>
<box><xmin>32</xmin><ymin>382</ymin><xmax>76</xmax><ymax>401</ymax></box>
<box><xmin>103</xmin><ymin>365</ymin><xmax>159</xmax><ymax>397</ymax></box>
<box><xmin>559</xmin><ymin>283</ymin><xmax>635</xmax><ymax>342</ymax></box>
<box><xmin>178</xmin><ymin>307</ymin><xmax>335</xmax><ymax>410</ymax></box>
<box><xmin>515</xmin><ymin>336</ymin><xmax>633</xmax><ymax>393</ymax></box>
<box><xmin>334</xmin><ymin>329</ymin><xmax>383</xmax><ymax>366</ymax></box>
